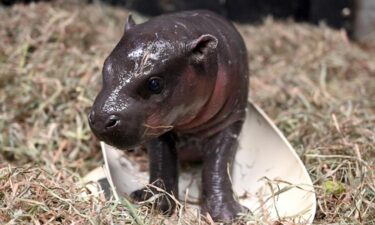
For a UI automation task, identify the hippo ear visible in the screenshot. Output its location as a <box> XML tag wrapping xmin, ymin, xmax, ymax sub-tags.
<box><xmin>188</xmin><ymin>34</ymin><xmax>218</xmax><ymax>63</ymax></box>
<box><xmin>124</xmin><ymin>14</ymin><xmax>136</xmax><ymax>32</ymax></box>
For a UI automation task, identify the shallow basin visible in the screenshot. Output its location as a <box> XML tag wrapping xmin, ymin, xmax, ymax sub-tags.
<box><xmin>84</xmin><ymin>101</ymin><xmax>316</xmax><ymax>224</ymax></box>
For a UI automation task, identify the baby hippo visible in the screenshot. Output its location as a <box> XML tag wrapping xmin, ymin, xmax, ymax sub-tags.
<box><xmin>88</xmin><ymin>10</ymin><xmax>249</xmax><ymax>222</ymax></box>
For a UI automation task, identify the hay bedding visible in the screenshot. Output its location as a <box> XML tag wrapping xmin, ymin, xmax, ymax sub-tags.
<box><xmin>0</xmin><ymin>1</ymin><xmax>374</xmax><ymax>224</ymax></box>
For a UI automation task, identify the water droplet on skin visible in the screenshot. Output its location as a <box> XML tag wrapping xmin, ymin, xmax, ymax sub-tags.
<box><xmin>103</xmin><ymin>40</ymin><xmax>175</xmax><ymax>113</ymax></box>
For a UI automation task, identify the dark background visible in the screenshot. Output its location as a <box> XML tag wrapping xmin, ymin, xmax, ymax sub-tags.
<box><xmin>97</xmin><ymin>0</ymin><xmax>355</xmax><ymax>35</ymax></box>
<box><xmin>6</xmin><ymin>0</ymin><xmax>375</xmax><ymax>42</ymax></box>
<box><xmin>2</xmin><ymin>0</ymin><xmax>355</xmax><ymax>34</ymax></box>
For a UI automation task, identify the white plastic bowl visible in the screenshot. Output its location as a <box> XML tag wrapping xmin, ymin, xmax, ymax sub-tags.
<box><xmin>84</xmin><ymin>101</ymin><xmax>316</xmax><ymax>224</ymax></box>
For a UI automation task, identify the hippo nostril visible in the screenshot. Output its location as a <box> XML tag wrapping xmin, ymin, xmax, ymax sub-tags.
<box><xmin>105</xmin><ymin>115</ymin><xmax>120</xmax><ymax>129</ymax></box>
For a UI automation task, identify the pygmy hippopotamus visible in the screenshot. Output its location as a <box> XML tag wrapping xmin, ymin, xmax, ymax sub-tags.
<box><xmin>88</xmin><ymin>10</ymin><xmax>249</xmax><ymax>222</ymax></box>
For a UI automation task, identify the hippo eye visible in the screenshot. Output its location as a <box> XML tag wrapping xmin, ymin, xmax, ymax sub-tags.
<box><xmin>147</xmin><ymin>77</ymin><xmax>164</xmax><ymax>94</ymax></box>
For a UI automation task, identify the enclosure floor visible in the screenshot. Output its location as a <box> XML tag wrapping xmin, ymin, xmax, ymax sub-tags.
<box><xmin>0</xmin><ymin>1</ymin><xmax>374</xmax><ymax>224</ymax></box>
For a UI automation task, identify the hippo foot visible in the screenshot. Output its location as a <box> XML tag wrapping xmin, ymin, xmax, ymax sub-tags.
<box><xmin>130</xmin><ymin>187</ymin><xmax>176</xmax><ymax>215</ymax></box>
<box><xmin>202</xmin><ymin>199</ymin><xmax>250</xmax><ymax>223</ymax></box>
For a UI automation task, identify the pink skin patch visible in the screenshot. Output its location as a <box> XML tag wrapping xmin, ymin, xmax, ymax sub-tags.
<box><xmin>143</xmin><ymin>66</ymin><xmax>228</xmax><ymax>136</ymax></box>
<box><xmin>144</xmin><ymin>112</ymin><xmax>173</xmax><ymax>137</ymax></box>
<box><xmin>175</xmin><ymin>67</ymin><xmax>228</xmax><ymax>130</ymax></box>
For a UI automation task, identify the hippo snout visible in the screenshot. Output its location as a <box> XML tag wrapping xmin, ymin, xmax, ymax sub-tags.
<box><xmin>88</xmin><ymin>110</ymin><xmax>121</xmax><ymax>133</ymax></box>
<box><xmin>88</xmin><ymin>111</ymin><xmax>120</xmax><ymax>131</ymax></box>
<box><xmin>88</xmin><ymin>108</ymin><xmax>146</xmax><ymax>149</ymax></box>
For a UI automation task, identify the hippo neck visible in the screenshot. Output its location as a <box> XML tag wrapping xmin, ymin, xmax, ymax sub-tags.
<box><xmin>174</xmin><ymin>65</ymin><xmax>230</xmax><ymax>132</ymax></box>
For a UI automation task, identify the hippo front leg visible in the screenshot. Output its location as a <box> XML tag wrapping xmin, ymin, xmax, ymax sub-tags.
<box><xmin>130</xmin><ymin>132</ymin><xmax>178</xmax><ymax>215</ymax></box>
<box><xmin>201</xmin><ymin>122</ymin><xmax>248</xmax><ymax>222</ymax></box>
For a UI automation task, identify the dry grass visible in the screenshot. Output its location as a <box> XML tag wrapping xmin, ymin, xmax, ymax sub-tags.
<box><xmin>0</xmin><ymin>1</ymin><xmax>374</xmax><ymax>224</ymax></box>
<box><xmin>240</xmin><ymin>17</ymin><xmax>375</xmax><ymax>225</ymax></box>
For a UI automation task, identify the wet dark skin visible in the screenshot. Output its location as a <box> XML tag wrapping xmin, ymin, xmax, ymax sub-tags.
<box><xmin>88</xmin><ymin>10</ymin><xmax>249</xmax><ymax>222</ymax></box>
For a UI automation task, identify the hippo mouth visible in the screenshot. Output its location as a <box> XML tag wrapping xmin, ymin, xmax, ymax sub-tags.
<box><xmin>100</xmin><ymin>132</ymin><xmax>143</xmax><ymax>150</ymax></box>
<box><xmin>142</xmin><ymin>123</ymin><xmax>174</xmax><ymax>137</ymax></box>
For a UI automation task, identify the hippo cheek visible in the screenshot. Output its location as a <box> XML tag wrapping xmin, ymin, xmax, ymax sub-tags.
<box><xmin>143</xmin><ymin>112</ymin><xmax>174</xmax><ymax>138</ymax></box>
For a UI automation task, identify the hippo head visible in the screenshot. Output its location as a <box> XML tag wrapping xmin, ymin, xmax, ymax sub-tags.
<box><xmin>88</xmin><ymin>15</ymin><xmax>219</xmax><ymax>149</ymax></box>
